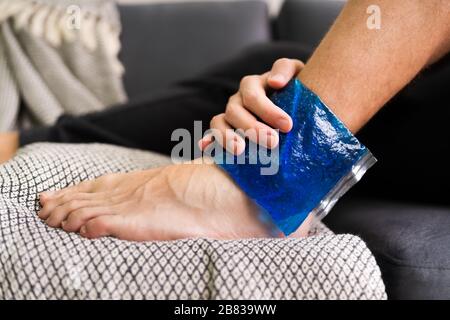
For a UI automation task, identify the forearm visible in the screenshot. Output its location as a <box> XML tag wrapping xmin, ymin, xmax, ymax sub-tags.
<box><xmin>299</xmin><ymin>0</ymin><xmax>450</xmax><ymax>133</ymax></box>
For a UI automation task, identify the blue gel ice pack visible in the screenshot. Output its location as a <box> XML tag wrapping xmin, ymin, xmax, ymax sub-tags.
<box><xmin>215</xmin><ymin>79</ymin><xmax>376</xmax><ymax>235</ymax></box>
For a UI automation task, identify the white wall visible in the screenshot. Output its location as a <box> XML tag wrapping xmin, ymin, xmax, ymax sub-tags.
<box><xmin>116</xmin><ymin>0</ymin><xmax>285</xmax><ymax>16</ymax></box>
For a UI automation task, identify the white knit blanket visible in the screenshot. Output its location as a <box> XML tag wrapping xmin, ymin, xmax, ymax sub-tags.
<box><xmin>0</xmin><ymin>0</ymin><xmax>127</xmax><ymax>131</ymax></box>
<box><xmin>0</xmin><ymin>143</ymin><xmax>387</xmax><ymax>299</ymax></box>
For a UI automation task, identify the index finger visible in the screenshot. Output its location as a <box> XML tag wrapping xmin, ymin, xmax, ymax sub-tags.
<box><xmin>267</xmin><ymin>58</ymin><xmax>305</xmax><ymax>89</ymax></box>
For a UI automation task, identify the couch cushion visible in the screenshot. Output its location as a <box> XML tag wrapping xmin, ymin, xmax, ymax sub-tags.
<box><xmin>275</xmin><ymin>0</ymin><xmax>345</xmax><ymax>47</ymax></box>
<box><xmin>325</xmin><ymin>198</ymin><xmax>450</xmax><ymax>299</ymax></box>
<box><xmin>118</xmin><ymin>1</ymin><xmax>271</xmax><ymax>100</ymax></box>
<box><xmin>350</xmin><ymin>54</ymin><xmax>450</xmax><ymax>206</ymax></box>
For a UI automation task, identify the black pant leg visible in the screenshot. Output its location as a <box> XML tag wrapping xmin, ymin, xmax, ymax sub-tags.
<box><xmin>20</xmin><ymin>87</ymin><xmax>227</xmax><ymax>156</ymax></box>
<box><xmin>20</xmin><ymin>43</ymin><xmax>313</xmax><ymax>156</ymax></box>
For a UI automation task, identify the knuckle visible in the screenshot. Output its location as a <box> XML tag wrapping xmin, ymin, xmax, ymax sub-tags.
<box><xmin>210</xmin><ymin>114</ymin><xmax>223</xmax><ymax>127</ymax></box>
<box><xmin>239</xmin><ymin>75</ymin><xmax>251</xmax><ymax>86</ymax></box>
<box><xmin>227</xmin><ymin>93</ymin><xmax>239</xmax><ymax>105</ymax></box>
<box><xmin>239</xmin><ymin>74</ymin><xmax>257</xmax><ymax>87</ymax></box>
<box><xmin>242</xmin><ymin>89</ymin><xmax>258</xmax><ymax>106</ymax></box>
<box><xmin>225</xmin><ymin>103</ymin><xmax>239</xmax><ymax>119</ymax></box>
<box><xmin>67</xmin><ymin>200</ymin><xmax>79</xmax><ymax>211</ymax></box>
<box><xmin>74</xmin><ymin>208</ymin><xmax>88</xmax><ymax>218</ymax></box>
<box><xmin>276</xmin><ymin>57</ymin><xmax>291</xmax><ymax>66</ymax></box>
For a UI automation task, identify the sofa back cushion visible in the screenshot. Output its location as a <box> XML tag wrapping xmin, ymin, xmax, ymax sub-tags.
<box><xmin>275</xmin><ymin>0</ymin><xmax>346</xmax><ymax>48</ymax></box>
<box><xmin>118</xmin><ymin>1</ymin><xmax>271</xmax><ymax>100</ymax></box>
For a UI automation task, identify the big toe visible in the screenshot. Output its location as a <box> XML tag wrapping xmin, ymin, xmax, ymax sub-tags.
<box><xmin>80</xmin><ymin>215</ymin><xmax>123</xmax><ymax>239</ymax></box>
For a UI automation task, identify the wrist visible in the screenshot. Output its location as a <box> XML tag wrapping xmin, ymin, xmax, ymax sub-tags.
<box><xmin>216</xmin><ymin>79</ymin><xmax>376</xmax><ymax>235</ymax></box>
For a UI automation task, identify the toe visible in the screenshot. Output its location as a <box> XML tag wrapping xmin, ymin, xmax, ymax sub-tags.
<box><xmin>45</xmin><ymin>207</ymin><xmax>68</xmax><ymax>228</ymax></box>
<box><xmin>45</xmin><ymin>199</ymin><xmax>96</xmax><ymax>228</ymax></box>
<box><xmin>38</xmin><ymin>192</ymin><xmax>98</xmax><ymax>220</ymax></box>
<box><xmin>80</xmin><ymin>215</ymin><xmax>122</xmax><ymax>239</ymax></box>
<box><xmin>63</xmin><ymin>206</ymin><xmax>114</xmax><ymax>232</ymax></box>
<box><xmin>38</xmin><ymin>197</ymin><xmax>64</xmax><ymax>220</ymax></box>
<box><xmin>44</xmin><ymin>180</ymin><xmax>94</xmax><ymax>203</ymax></box>
<box><xmin>39</xmin><ymin>191</ymin><xmax>57</xmax><ymax>204</ymax></box>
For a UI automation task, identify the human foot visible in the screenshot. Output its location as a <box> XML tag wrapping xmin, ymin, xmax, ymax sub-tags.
<box><xmin>0</xmin><ymin>132</ymin><xmax>19</xmax><ymax>164</ymax></box>
<box><xmin>38</xmin><ymin>160</ymin><xmax>288</xmax><ymax>241</ymax></box>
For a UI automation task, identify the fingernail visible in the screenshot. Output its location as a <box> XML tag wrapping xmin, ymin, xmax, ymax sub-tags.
<box><xmin>197</xmin><ymin>139</ymin><xmax>204</xmax><ymax>150</ymax></box>
<box><xmin>276</xmin><ymin>118</ymin><xmax>291</xmax><ymax>132</ymax></box>
<box><xmin>200</xmin><ymin>135</ymin><xmax>213</xmax><ymax>149</ymax></box>
<box><xmin>80</xmin><ymin>226</ymin><xmax>86</xmax><ymax>235</ymax></box>
<box><xmin>229</xmin><ymin>138</ymin><xmax>244</xmax><ymax>155</ymax></box>
<box><xmin>61</xmin><ymin>221</ymin><xmax>66</xmax><ymax>228</ymax></box>
<box><xmin>203</xmin><ymin>133</ymin><xmax>213</xmax><ymax>141</ymax></box>
<box><xmin>257</xmin><ymin>129</ymin><xmax>278</xmax><ymax>149</ymax></box>
<box><xmin>199</xmin><ymin>133</ymin><xmax>215</xmax><ymax>150</ymax></box>
<box><xmin>270</xmin><ymin>74</ymin><xmax>285</xmax><ymax>83</ymax></box>
<box><xmin>267</xmin><ymin>131</ymin><xmax>279</xmax><ymax>148</ymax></box>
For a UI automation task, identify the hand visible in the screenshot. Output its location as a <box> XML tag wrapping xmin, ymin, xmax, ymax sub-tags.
<box><xmin>199</xmin><ymin>58</ymin><xmax>304</xmax><ymax>155</ymax></box>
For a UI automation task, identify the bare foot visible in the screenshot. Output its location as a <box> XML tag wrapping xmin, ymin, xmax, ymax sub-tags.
<box><xmin>38</xmin><ymin>160</ymin><xmax>290</xmax><ymax>241</ymax></box>
<box><xmin>0</xmin><ymin>132</ymin><xmax>19</xmax><ymax>164</ymax></box>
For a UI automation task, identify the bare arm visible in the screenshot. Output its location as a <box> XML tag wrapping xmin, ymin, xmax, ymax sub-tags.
<box><xmin>208</xmin><ymin>0</ymin><xmax>450</xmax><ymax>150</ymax></box>
<box><xmin>299</xmin><ymin>0</ymin><xmax>450</xmax><ymax>133</ymax></box>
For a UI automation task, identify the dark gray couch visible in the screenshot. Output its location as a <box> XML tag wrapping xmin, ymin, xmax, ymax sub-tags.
<box><xmin>118</xmin><ymin>0</ymin><xmax>450</xmax><ymax>299</ymax></box>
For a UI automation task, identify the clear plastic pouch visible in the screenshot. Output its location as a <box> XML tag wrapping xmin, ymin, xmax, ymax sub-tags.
<box><xmin>215</xmin><ymin>79</ymin><xmax>376</xmax><ymax>235</ymax></box>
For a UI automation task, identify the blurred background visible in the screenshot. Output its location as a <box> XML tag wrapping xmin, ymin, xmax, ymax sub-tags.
<box><xmin>1</xmin><ymin>0</ymin><xmax>449</xmax><ymax>300</ymax></box>
<box><xmin>118</xmin><ymin>0</ymin><xmax>285</xmax><ymax>16</ymax></box>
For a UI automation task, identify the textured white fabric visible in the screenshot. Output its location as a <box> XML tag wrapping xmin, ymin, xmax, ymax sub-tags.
<box><xmin>0</xmin><ymin>143</ymin><xmax>387</xmax><ymax>300</ymax></box>
<box><xmin>0</xmin><ymin>35</ymin><xmax>19</xmax><ymax>131</ymax></box>
<box><xmin>0</xmin><ymin>0</ymin><xmax>126</xmax><ymax>132</ymax></box>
